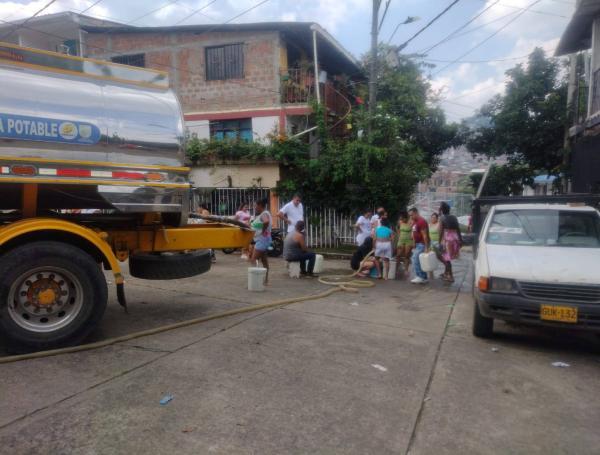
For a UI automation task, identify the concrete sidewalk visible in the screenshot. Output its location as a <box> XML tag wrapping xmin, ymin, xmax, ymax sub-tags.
<box><xmin>1</xmin><ymin>253</ymin><xmax>598</xmax><ymax>454</ymax></box>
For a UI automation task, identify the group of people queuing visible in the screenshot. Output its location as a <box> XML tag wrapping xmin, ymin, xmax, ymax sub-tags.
<box><xmin>231</xmin><ymin>194</ymin><xmax>317</xmax><ymax>285</ymax></box>
<box><xmin>352</xmin><ymin>202</ymin><xmax>462</xmax><ymax>284</ymax></box>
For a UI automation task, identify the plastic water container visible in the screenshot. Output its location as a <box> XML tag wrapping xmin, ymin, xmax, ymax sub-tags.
<box><xmin>313</xmin><ymin>254</ymin><xmax>324</xmax><ymax>274</ymax></box>
<box><xmin>419</xmin><ymin>251</ymin><xmax>438</xmax><ymax>273</ymax></box>
<box><xmin>369</xmin><ymin>265</ymin><xmax>378</xmax><ymax>278</ymax></box>
<box><xmin>388</xmin><ymin>259</ymin><xmax>397</xmax><ymax>279</ymax></box>
<box><xmin>248</xmin><ymin>267</ymin><xmax>267</xmax><ymax>291</ymax></box>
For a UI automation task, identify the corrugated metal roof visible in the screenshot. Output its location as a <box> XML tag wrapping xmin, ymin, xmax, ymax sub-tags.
<box><xmin>556</xmin><ymin>0</ymin><xmax>600</xmax><ymax>56</ymax></box>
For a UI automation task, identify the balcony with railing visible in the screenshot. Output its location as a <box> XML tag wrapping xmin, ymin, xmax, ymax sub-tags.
<box><xmin>280</xmin><ymin>68</ymin><xmax>352</xmax><ymax>136</ymax></box>
<box><xmin>280</xmin><ymin>68</ymin><xmax>315</xmax><ymax>104</ymax></box>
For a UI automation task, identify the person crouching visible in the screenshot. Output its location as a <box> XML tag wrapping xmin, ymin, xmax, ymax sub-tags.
<box><xmin>351</xmin><ymin>237</ymin><xmax>376</xmax><ymax>277</ymax></box>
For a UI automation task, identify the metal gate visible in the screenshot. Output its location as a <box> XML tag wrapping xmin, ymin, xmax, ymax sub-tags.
<box><xmin>192</xmin><ymin>187</ymin><xmax>270</xmax><ymax>216</ymax></box>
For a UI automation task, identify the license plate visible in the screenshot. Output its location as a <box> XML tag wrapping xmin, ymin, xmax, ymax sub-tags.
<box><xmin>540</xmin><ymin>305</ymin><xmax>578</xmax><ymax>323</ymax></box>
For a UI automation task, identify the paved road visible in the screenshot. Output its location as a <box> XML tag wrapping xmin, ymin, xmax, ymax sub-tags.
<box><xmin>1</xmin><ymin>253</ymin><xmax>599</xmax><ymax>454</ymax></box>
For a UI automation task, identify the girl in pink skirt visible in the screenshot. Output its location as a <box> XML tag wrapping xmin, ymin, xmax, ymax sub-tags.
<box><xmin>439</xmin><ymin>202</ymin><xmax>463</xmax><ymax>283</ymax></box>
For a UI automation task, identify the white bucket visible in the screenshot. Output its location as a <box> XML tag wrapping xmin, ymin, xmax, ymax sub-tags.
<box><xmin>313</xmin><ymin>254</ymin><xmax>324</xmax><ymax>274</ymax></box>
<box><xmin>248</xmin><ymin>267</ymin><xmax>267</xmax><ymax>291</ymax></box>
<box><xmin>388</xmin><ymin>259</ymin><xmax>397</xmax><ymax>279</ymax></box>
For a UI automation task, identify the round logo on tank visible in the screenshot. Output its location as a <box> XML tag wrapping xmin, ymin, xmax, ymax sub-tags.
<box><xmin>59</xmin><ymin>122</ymin><xmax>78</xmax><ymax>140</ymax></box>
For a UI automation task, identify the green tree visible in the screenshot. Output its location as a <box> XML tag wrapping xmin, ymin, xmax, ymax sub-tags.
<box><xmin>187</xmin><ymin>46</ymin><xmax>457</xmax><ymax>216</ymax></box>
<box><xmin>458</xmin><ymin>48</ymin><xmax>568</xmax><ymax>194</ymax></box>
<box><xmin>276</xmin><ymin>46</ymin><xmax>456</xmax><ymax>216</ymax></box>
<box><xmin>469</xmin><ymin>164</ymin><xmax>534</xmax><ymax>196</ymax></box>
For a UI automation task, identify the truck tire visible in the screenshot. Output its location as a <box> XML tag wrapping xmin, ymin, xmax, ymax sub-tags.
<box><xmin>472</xmin><ymin>301</ymin><xmax>494</xmax><ymax>338</ymax></box>
<box><xmin>129</xmin><ymin>250</ymin><xmax>211</xmax><ymax>280</ymax></box>
<box><xmin>0</xmin><ymin>241</ymin><xmax>108</xmax><ymax>352</ymax></box>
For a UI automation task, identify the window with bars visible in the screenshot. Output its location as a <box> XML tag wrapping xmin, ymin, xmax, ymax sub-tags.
<box><xmin>205</xmin><ymin>43</ymin><xmax>244</xmax><ymax>81</ymax></box>
<box><xmin>209</xmin><ymin>118</ymin><xmax>253</xmax><ymax>142</ymax></box>
<box><xmin>111</xmin><ymin>53</ymin><xmax>145</xmax><ymax>68</ymax></box>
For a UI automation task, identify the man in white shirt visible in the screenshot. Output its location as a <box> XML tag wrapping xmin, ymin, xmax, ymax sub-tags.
<box><xmin>277</xmin><ymin>194</ymin><xmax>304</xmax><ymax>234</ymax></box>
<box><xmin>355</xmin><ymin>209</ymin><xmax>373</xmax><ymax>246</ymax></box>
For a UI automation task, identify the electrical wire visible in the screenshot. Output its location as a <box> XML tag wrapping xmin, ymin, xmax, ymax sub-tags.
<box><xmin>80</xmin><ymin>0</ymin><xmax>105</xmax><ymax>15</ymax></box>
<box><xmin>432</xmin><ymin>0</ymin><xmax>542</xmax><ymax>76</ymax></box>
<box><xmin>473</xmin><ymin>0</ymin><xmax>568</xmax><ymax>18</ymax></box>
<box><xmin>126</xmin><ymin>0</ymin><xmax>181</xmax><ymax>24</ymax></box>
<box><xmin>416</xmin><ymin>8</ymin><xmax>519</xmax><ymax>52</ymax></box>
<box><xmin>446</xmin><ymin>86</ymin><xmax>497</xmax><ymax>101</ymax></box>
<box><xmin>442</xmin><ymin>99</ymin><xmax>479</xmax><ymax>109</ymax></box>
<box><xmin>1</xmin><ymin>0</ymin><xmax>352</xmax><ymax>137</ymax></box>
<box><xmin>0</xmin><ymin>1</ymin><xmax>280</xmax><ymax>100</ymax></box>
<box><xmin>0</xmin><ymin>0</ymin><xmax>58</xmax><ymax>40</ymax></box>
<box><xmin>421</xmin><ymin>0</ymin><xmax>500</xmax><ymax>55</ymax></box>
<box><xmin>174</xmin><ymin>0</ymin><xmax>219</xmax><ymax>25</ymax></box>
<box><xmin>423</xmin><ymin>52</ymin><xmax>535</xmax><ymax>63</ymax></box>
<box><xmin>378</xmin><ymin>0</ymin><xmax>392</xmax><ymax>31</ymax></box>
<box><xmin>388</xmin><ymin>0</ymin><xmax>461</xmax><ymax>47</ymax></box>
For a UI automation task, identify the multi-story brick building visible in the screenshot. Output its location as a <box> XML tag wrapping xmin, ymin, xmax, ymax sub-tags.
<box><xmin>0</xmin><ymin>14</ymin><xmax>358</xmax><ymax>190</ymax></box>
<box><xmin>83</xmin><ymin>22</ymin><xmax>360</xmax><ymax>143</ymax></box>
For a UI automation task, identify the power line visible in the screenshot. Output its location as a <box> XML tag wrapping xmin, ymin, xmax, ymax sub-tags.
<box><xmin>80</xmin><ymin>0</ymin><xmax>105</xmax><ymax>15</ymax></box>
<box><xmin>378</xmin><ymin>0</ymin><xmax>392</xmax><ymax>31</ymax></box>
<box><xmin>174</xmin><ymin>0</ymin><xmax>219</xmax><ymax>26</ymax></box>
<box><xmin>421</xmin><ymin>0</ymin><xmax>500</xmax><ymax>54</ymax></box>
<box><xmin>442</xmin><ymin>99</ymin><xmax>479</xmax><ymax>109</ymax></box>
<box><xmin>126</xmin><ymin>0</ymin><xmax>180</xmax><ymax>24</ymax></box>
<box><xmin>0</xmin><ymin>0</ymin><xmax>58</xmax><ymax>41</ymax></box>
<box><xmin>474</xmin><ymin>0</ymin><xmax>568</xmax><ymax>18</ymax></box>
<box><xmin>389</xmin><ymin>0</ymin><xmax>461</xmax><ymax>48</ymax></box>
<box><xmin>208</xmin><ymin>0</ymin><xmax>270</xmax><ymax>27</ymax></box>
<box><xmin>0</xmin><ymin>0</ymin><xmax>282</xmax><ymax>100</ymax></box>
<box><xmin>424</xmin><ymin>51</ymin><xmax>547</xmax><ymax>63</ymax></box>
<box><xmin>416</xmin><ymin>9</ymin><xmax>519</xmax><ymax>52</ymax></box>
<box><xmin>444</xmin><ymin>84</ymin><xmax>502</xmax><ymax>102</ymax></box>
<box><xmin>432</xmin><ymin>0</ymin><xmax>543</xmax><ymax>76</ymax></box>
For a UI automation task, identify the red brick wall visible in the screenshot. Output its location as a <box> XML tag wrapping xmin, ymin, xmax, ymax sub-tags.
<box><xmin>85</xmin><ymin>30</ymin><xmax>281</xmax><ymax>114</ymax></box>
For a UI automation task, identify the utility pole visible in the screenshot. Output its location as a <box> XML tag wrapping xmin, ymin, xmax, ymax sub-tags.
<box><xmin>368</xmin><ymin>0</ymin><xmax>381</xmax><ymax>133</ymax></box>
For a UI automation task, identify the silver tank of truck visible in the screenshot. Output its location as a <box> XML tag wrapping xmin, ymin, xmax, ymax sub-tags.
<box><xmin>0</xmin><ymin>43</ymin><xmax>188</xmax><ymax>216</ymax></box>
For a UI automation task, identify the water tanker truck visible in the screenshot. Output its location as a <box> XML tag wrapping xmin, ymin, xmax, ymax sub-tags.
<box><xmin>0</xmin><ymin>42</ymin><xmax>253</xmax><ymax>352</ymax></box>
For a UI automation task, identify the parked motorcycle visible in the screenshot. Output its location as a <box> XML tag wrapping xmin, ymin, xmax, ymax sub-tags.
<box><xmin>222</xmin><ymin>228</ymin><xmax>283</xmax><ymax>257</ymax></box>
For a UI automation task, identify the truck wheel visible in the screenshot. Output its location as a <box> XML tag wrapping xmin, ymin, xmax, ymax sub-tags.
<box><xmin>0</xmin><ymin>241</ymin><xmax>108</xmax><ymax>352</ymax></box>
<box><xmin>129</xmin><ymin>250</ymin><xmax>211</xmax><ymax>280</ymax></box>
<box><xmin>472</xmin><ymin>301</ymin><xmax>494</xmax><ymax>338</ymax></box>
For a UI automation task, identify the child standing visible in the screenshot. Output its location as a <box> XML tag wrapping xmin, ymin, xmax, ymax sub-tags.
<box><xmin>374</xmin><ymin>218</ymin><xmax>394</xmax><ymax>280</ymax></box>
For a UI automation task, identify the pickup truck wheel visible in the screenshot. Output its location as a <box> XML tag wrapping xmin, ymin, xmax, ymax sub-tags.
<box><xmin>472</xmin><ymin>301</ymin><xmax>494</xmax><ymax>338</ymax></box>
<box><xmin>129</xmin><ymin>250</ymin><xmax>211</xmax><ymax>280</ymax></box>
<box><xmin>0</xmin><ymin>241</ymin><xmax>108</xmax><ymax>352</ymax></box>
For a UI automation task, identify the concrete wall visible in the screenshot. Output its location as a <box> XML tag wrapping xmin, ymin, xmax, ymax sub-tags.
<box><xmin>189</xmin><ymin>162</ymin><xmax>280</xmax><ymax>188</ymax></box>
<box><xmin>85</xmin><ymin>30</ymin><xmax>282</xmax><ymax>115</ymax></box>
<box><xmin>186</xmin><ymin>120</ymin><xmax>210</xmax><ymax>140</ymax></box>
<box><xmin>252</xmin><ymin>116</ymin><xmax>279</xmax><ymax>142</ymax></box>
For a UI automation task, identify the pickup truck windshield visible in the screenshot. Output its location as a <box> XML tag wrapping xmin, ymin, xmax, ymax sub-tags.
<box><xmin>486</xmin><ymin>209</ymin><xmax>600</xmax><ymax>248</ymax></box>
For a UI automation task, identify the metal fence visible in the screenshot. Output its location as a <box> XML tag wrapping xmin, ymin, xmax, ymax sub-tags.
<box><xmin>193</xmin><ymin>187</ymin><xmax>371</xmax><ymax>248</ymax></box>
<box><xmin>192</xmin><ymin>187</ymin><xmax>271</xmax><ymax>216</ymax></box>
<box><xmin>303</xmin><ymin>206</ymin><xmax>356</xmax><ymax>248</ymax></box>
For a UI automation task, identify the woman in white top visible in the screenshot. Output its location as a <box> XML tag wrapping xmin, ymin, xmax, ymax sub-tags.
<box><xmin>355</xmin><ymin>209</ymin><xmax>373</xmax><ymax>246</ymax></box>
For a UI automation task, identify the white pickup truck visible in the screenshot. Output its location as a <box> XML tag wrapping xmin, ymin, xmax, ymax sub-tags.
<box><xmin>472</xmin><ymin>202</ymin><xmax>600</xmax><ymax>337</ymax></box>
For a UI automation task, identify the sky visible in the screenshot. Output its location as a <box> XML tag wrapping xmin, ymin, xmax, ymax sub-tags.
<box><xmin>0</xmin><ymin>0</ymin><xmax>576</xmax><ymax>122</ymax></box>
